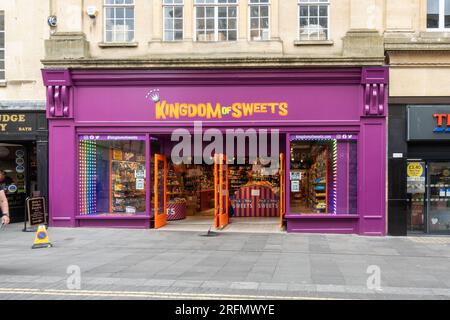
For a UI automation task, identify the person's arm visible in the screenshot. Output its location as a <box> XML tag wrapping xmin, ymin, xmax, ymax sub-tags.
<box><xmin>0</xmin><ymin>190</ymin><xmax>10</xmax><ymax>224</ymax></box>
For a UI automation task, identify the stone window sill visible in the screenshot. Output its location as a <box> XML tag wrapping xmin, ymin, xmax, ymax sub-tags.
<box><xmin>0</xmin><ymin>80</ymin><xmax>6</xmax><ymax>87</ymax></box>
<box><xmin>294</xmin><ymin>40</ymin><xmax>334</xmax><ymax>46</ymax></box>
<box><xmin>98</xmin><ymin>42</ymin><xmax>139</xmax><ymax>48</ymax></box>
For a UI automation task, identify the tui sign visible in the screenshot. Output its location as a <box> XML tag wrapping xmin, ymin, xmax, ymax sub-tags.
<box><xmin>408</xmin><ymin>106</ymin><xmax>450</xmax><ymax>141</ymax></box>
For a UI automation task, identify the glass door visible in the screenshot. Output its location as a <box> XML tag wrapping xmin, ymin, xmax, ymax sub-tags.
<box><xmin>214</xmin><ymin>154</ymin><xmax>229</xmax><ymax>229</ymax></box>
<box><xmin>406</xmin><ymin>161</ymin><xmax>426</xmax><ymax>232</ymax></box>
<box><xmin>427</xmin><ymin>162</ymin><xmax>450</xmax><ymax>234</ymax></box>
<box><xmin>154</xmin><ymin>154</ymin><xmax>167</xmax><ymax>229</ymax></box>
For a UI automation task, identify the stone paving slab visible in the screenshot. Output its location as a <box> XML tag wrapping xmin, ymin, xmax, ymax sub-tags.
<box><xmin>0</xmin><ymin>223</ymin><xmax>450</xmax><ymax>299</ymax></box>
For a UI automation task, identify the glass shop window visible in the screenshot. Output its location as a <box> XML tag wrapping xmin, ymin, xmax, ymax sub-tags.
<box><xmin>78</xmin><ymin>137</ymin><xmax>146</xmax><ymax>216</ymax></box>
<box><xmin>289</xmin><ymin>136</ymin><xmax>357</xmax><ymax>215</ymax></box>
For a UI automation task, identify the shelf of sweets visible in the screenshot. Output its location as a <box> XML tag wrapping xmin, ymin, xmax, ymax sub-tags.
<box><xmin>167</xmin><ymin>163</ymin><xmax>185</xmax><ymax>202</ymax></box>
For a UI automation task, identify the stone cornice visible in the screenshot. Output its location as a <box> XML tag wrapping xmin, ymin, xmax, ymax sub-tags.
<box><xmin>41</xmin><ymin>56</ymin><xmax>385</xmax><ymax>69</ymax></box>
<box><xmin>385</xmin><ymin>33</ymin><xmax>450</xmax><ymax>51</ymax></box>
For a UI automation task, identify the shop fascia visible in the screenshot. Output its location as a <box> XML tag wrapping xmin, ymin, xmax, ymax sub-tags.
<box><xmin>171</xmin><ymin>121</ymin><xmax>280</xmax><ymax>172</ymax></box>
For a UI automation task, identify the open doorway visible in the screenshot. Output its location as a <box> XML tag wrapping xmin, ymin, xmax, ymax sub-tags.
<box><xmin>150</xmin><ymin>134</ymin><xmax>284</xmax><ymax>232</ymax></box>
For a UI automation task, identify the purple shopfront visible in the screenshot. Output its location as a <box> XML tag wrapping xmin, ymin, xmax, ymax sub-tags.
<box><xmin>42</xmin><ymin>67</ymin><xmax>388</xmax><ymax>236</ymax></box>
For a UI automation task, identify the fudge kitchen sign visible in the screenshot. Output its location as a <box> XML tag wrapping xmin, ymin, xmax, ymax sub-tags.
<box><xmin>146</xmin><ymin>89</ymin><xmax>289</xmax><ymax>120</ymax></box>
<box><xmin>408</xmin><ymin>106</ymin><xmax>450</xmax><ymax>141</ymax></box>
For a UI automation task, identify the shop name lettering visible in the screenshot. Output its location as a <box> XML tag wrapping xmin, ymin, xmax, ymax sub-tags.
<box><xmin>155</xmin><ymin>101</ymin><xmax>289</xmax><ymax>120</ymax></box>
<box><xmin>0</xmin><ymin>114</ymin><xmax>32</xmax><ymax>132</ymax></box>
<box><xmin>433</xmin><ymin>114</ymin><xmax>450</xmax><ymax>133</ymax></box>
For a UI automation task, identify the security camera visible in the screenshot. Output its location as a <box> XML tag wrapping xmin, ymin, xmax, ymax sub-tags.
<box><xmin>86</xmin><ymin>6</ymin><xmax>98</xmax><ymax>19</ymax></box>
<box><xmin>47</xmin><ymin>16</ymin><xmax>57</xmax><ymax>27</ymax></box>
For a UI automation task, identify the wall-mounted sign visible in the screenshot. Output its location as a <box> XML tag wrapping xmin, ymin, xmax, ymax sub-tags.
<box><xmin>290</xmin><ymin>172</ymin><xmax>301</xmax><ymax>181</ymax></box>
<box><xmin>407</xmin><ymin>162</ymin><xmax>426</xmax><ymax>194</ymax></box>
<box><xmin>290</xmin><ymin>134</ymin><xmax>358</xmax><ymax>141</ymax></box>
<box><xmin>135</xmin><ymin>178</ymin><xmax>145</xmax><ymax>190</ymax></box>
<box><xmin>408</xmin><ymin>105</ymin><xmax>450</xmax><ymax>141</ymax></box>
<box><xmin>80</xmin><ymin>135</ymin><xmax>147</xmax><ymax>141</ymax></box>
<box><xmin>146</xmin><ymin>89</ymin><xmax>289</xmax><ymax>120</ymax></box>
<box><xmin>0</xmin><ymin>113</ymin><xmax>36</xmax><ymax>134</ymax></box>
<box><xmin>291</xmin><ymin>180</ymin><xmax>300</xmax><ymax>193</ymax></box>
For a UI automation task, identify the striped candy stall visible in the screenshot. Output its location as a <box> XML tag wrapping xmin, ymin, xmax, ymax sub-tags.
<box><xmin>230</xmin><ymin>185</ymin><xmax>280</xmax><ymax>217</ymax></box>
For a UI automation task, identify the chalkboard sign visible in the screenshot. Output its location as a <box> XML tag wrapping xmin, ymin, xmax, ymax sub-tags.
<box><xmin>26</xmin><ymin>197</ymin><xmax>46</xmax><ymax>226</ymax></box>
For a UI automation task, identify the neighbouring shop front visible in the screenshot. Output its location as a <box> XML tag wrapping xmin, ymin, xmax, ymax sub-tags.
<box><xmin>389</xmin><ymin>104</ymin><xmax>450</xmax><ymax>235</ymax></box>
<box><xmin>0</xmin><ymin>107</ymin><xmax>48</xmax><ymax>223</ymax></box>
<box><xmin>42</xmin><ymin>67</ymin><xmax>388</xmax><ymax>235</ymax></box>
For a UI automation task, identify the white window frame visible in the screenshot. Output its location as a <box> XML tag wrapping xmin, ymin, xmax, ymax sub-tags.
<box><xmin>194</xmin><ymin>0</ymin><xmax>239</xmax><ymax>42</ymax></box>
<box><xmin>427</xmin><ymin>0</ymin><xmax>450</xmax><ymax>31</ymax></box>
<box><xmin>103</xmin><ymin>0</ymin><xmax>135</xmax><ymax>43</ymax></box>
<box><xmin>0</xmin><ymin>11</ymin><xmax>4</xmax><ymax>81</ymax></box>
<box><xmin>163</xmin><ymin>0</ymin><xmax>184</xmax><ymax>42</ymax></box>
<box><xmin>298</xmin><ymin>0</ymin><xmax>330</xmax><ymax>41</ymax></box>
<box><xmin>248</xmin><ymin>0</ymin><xmax>270</xmax><ymax>41</ymax></box>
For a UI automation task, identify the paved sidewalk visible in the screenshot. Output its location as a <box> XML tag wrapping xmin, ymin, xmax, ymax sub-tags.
<box><xmin>0</xmin><ymin>223</ymin><xmax>450</xmax><ymax>300</ymax></box>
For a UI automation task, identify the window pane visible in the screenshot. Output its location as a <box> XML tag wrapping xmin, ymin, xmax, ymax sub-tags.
<box><xmin>218</xmin><ymin>18</ymin><xmax>227</xmax><ymax>29</ymax></box>
<box><xmin>0</xmin><ymin>50</ymin><xmax>4</xmax><ymax>60</ymax></box>
<box><xmin>428</xmin><ymin>0</ymin><xmax>440</xmax><ymax>28</ymax></box>
<box><xmin>309</xmin><ymin>6</ymin><xmax>318</xmax><ymax>16</ymax></box>
<box><xmin>126</xmin><ymin>19</ymin><xmax>134</xmax><ymax>31</ymax></box>
<box><xmin>174</xmin><ymin>7</ymin><xmax>183</xmax><ymax>18</ymax></box>
<box><xmin>0</xmin><ymin>12</ymin><xmax>4</xmax><ymax>31</ymax></box>
<box><xmin>174</xmin><ymin>31</ymin><xmax>183</xmax><ymax>40</ymax></box>
<box><xmin>164</xmin><ymin>31</ymin><xmax>174</xmax><ymax>41</ymax></box>
<box><xmin>229</xmin><ymin>18</ymin><xmax>236</xmax><ymax>29</ymax></box>
<box><xmin>127</xmin><ymin>30</ymin><xmax>134</xmax><ymax>42</ymax></box>
<box><xmin>218</xmin><ymin>7</ymin><xmax>227</xmax><ymax>17</ymax></box>
<box><xmin>174</xmin><ymin>19</ymin><xmax>183</xmax><ymax>29</ymax></box>
<box><xmin>446</xmin><ymin>0</ymin><xmax>450</xmax><ymax>28</ymax></box>
<box><xmin>165</xmin><ymin>7</ymin><xmax>173</xmax><ymax>18</ymax></box>
<box><xmin>251</xmin><ymin>18</ymin><xmax>259</xmax><ymax>28</ymax></box>
<box><xmin>106</xmin><ymin>30</ymin><xmax>113</xmax><ymax>42</ymax></box>
<box><xmin>250</xmin><ymin>6</ymin><xmax>259</xmax><ymax>18</ymax></box>
<box><xmin>196</xmin><ymin>19</ymin><xmax>205</xmax><ymax>29</ymax></box>
<box><xmin>105</xmin><ymin>19</ymin><xmax>114</xmax><ymax>30</ymax></box>
<box><xmin>228</xmin><ymin>30</ymin><xmax>237</xmax><ymax>40</ymax></box>
<box><xmin>206</xmin><ymin>18</ymin><xmax>214</xmax><ymax>29</ymax></box>
<box><xmin>105</xmin><ymin>8</ymin><xmax>114</xmax><ymax>19</ymax></box>
<box><xmin>0</xmin><ymin>71</ymin><xmax>4</xmax><ymax>80</ymax></box>
<box><xmin>196</xmin><ymin>7</ymin><xmax>205</xmax><ymax>18</ymax></box>
<box><xmin>206</xmin><ymin>7</ymin><xmax>215</xmax><ymax>17</ymax></box>
<box><xmin>289</xmin><ymin>138</ymin><xmax>357</xmax><ymax>215</ymax></box>
<box><xmin>260</xmin><ymin>6</ymin><xmax>269</xmax><ymax>17</ymax></box>
<box><xmin>78</xmin><ymin>138</ymin><xmax>147</xmax><ymax>215</ymax></box>
<box><xmin>165</xmin><ymin>18</ymin><xmax>173</xmax><ymax>30</ymax></box>
<box><xmin>116</xmin><ymin>8</ymin><xmax>125</xmax><ymax>19</ymax></box>
<box><xmin>0</xmin><ymin>33</ymin><xmax>4</xmax><ymax>47</ymax></box>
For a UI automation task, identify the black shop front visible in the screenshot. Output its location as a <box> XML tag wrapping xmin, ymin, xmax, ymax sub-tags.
<box><xmin>389</xmin><ymin>103</ymin><xmax>450</xmax><ymax>235</ymax></box>
<box><xmin>0</xmin><ymin>109</ymin><xmax>48</xmax><ymax>223</ymax></box>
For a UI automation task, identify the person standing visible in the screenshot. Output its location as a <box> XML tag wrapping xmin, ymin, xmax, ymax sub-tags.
<box><xmin>0</xmin><ymin>190</ymin><xmax>9</xmax><ymax>225</ymax></box>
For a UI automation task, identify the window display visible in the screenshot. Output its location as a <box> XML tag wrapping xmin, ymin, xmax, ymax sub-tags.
<box><xmin>0</xmin><ymin>144</ymin><xmax>27</xmax><ymax>208</ymax></box>
<box><xmin>79</xmin><ymin>136</ymin><xmax>146</xmax><ymax>216</ymax></box>
<box><xmin>289</xmin><ymin>136</ymin><xmax>357</xmax><ymax>215</ymax></box>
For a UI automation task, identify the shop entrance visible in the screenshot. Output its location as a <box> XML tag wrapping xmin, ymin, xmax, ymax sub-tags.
<box><xmin>149</xmin><ymin>135</ymin><xmax>284</xmax><ymax>232</ymax></box>
<box><xmin>407</xmin><ymin>161</ymin><xmax>450</xmax><ymax>234</ymax></box>
<box><xmin>0</xmin><ymin>142</ymin><xmax>38</xmax><ymax>223</ymax></box>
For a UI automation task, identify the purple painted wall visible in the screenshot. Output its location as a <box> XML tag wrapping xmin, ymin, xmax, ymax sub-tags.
<box><xmin>42</xmin><ymin>68</ymin><xmax>388</xmax><ymax>235</ymax></box>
